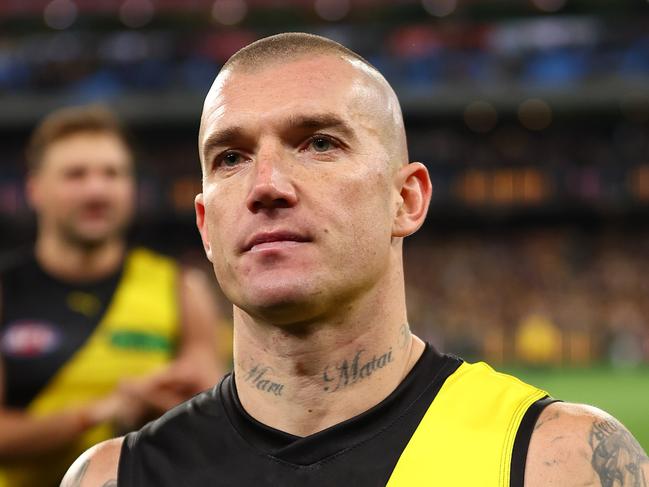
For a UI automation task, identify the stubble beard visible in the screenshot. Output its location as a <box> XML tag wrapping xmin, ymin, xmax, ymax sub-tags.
<box><xmin>58</xmin><ymin>216</ymin><xmax>129</xmax><ymax>251</ymax></box>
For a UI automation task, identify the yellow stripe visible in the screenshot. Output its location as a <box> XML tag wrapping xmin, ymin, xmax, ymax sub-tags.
<box><xmin>387</xmin><ymin>361</ymin><xmax>547</xmax><ymax>486</ymax></box>
<box><xmin>0</xmin><ymin>248</ymin><xmax>179</xmax><ymax>487</ymax></box>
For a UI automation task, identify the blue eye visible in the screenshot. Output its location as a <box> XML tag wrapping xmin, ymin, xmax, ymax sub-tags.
<box><xmin>222</xmin><ymin>152</ymin><xmax>241</xmax><ymax>167</ymax></box>
<box><xmin>311</xmin><ymin>137</ymin><xmax>333</xmax><ymax>152</ymax></box>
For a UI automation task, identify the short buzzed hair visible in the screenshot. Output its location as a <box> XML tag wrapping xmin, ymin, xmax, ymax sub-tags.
<box><xmin>26</xmin><ymin>105</ymin><xmax>130</xmax><ymax>171</ymax></box>
<box><xmin>203</xmin><ymin>32</ymin><xmax>409</xmax><ymax>166</ymax></box>
<box><xmin>221</xmin><ymin>32</ymin><xmax>378</xmax><ymax>76</ymax></box>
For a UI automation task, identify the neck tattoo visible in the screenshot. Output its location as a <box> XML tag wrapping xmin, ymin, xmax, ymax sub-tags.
<box><xmin>322</xmin><ymin>347</ymin><xmax>394</xmax><ymax>393</ymax></box>
<box><xmin>244</xmin><ymin>364</ymin><xmax>284</xmax><ymax>396</ymax></box>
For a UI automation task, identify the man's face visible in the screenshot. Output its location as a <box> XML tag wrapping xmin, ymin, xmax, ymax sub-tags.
<box><xmin>197</xmin><ymin>55</ymin><xmax>402</xmax><ymax>323</ymax></box>
<box><xmin>29</xmin><ymin>131</ymin><xmax>135</xmax><ymax>247</ymax></box>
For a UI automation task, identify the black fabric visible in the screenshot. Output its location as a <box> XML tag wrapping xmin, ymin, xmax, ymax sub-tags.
<box><xmin>119</xmin><ymin>344</ymin><xmax>463</xmax><ymax>487</ymax></box>
<box><xmin>509</xmin><ymin>396</ymin><xmax>561</xmax><ymax>487</ymax></box>
<box><xmin>0</xmin><ymin>251</ymin><xmax>122</xmax><ymax>408</ymax></box>
<box><xmin>119</xmin><ymin>345</ymin><xmax>556</xmax><ymax>487</ymax></box>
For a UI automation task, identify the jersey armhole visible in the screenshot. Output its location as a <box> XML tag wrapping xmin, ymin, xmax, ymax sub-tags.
<box><xmin>509</xmin><ymin>396</ymin><xmax>561</xmax><ymax>487</ymax></box>
<box><xmin>118</xmin><ymin>431</ymin><xmax>139</xmax><ymax>486</ymax></box>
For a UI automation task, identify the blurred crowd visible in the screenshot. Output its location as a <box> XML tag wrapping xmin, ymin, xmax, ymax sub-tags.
<box><xmin>405</xmin><ymin>228</ymin><xmax>649</xmax><ymax>366</ymax></box>
<box><xmin>0</xmin><ymin>0</ymin><xmax>647</xmax><ymax>373</ymax></box>
<box><xmin>2</xmin><ymin>120</ymin><xmax>649</xmax><ymax>226</ymax></box>
<box><xmin>1</xmin><ymin>14</ymin><xmax>648</xmax><ymax>99</ymax></box>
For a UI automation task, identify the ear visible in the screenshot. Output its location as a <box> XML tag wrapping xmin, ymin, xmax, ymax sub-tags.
<box><xmin>392</xmin><ymin>162</ymin><xmax>432</xmax><ymax>238</ymax></box>
<box><xmin>195</xmin><ymin>193</ymin><xmax>213</xmax><ymax>262</ymax></box>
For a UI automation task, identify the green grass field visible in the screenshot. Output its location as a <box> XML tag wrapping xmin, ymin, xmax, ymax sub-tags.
<box><xmin>502</xmin><ymin>365</ymin><xmax>649</xmax><ymax>450</ymax></box>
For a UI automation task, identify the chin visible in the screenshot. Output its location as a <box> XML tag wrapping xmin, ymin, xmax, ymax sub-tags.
<box><xmin>248</xmin><ymin>282</ymin><xmax>313</xmax><ymax>308</ymax></box>
<box><xmin>239</xmin><ymin>280</ymin><xmax>327</xmax><ymax>325</ymax></box>
<box><xmin>65</xmin><ymin>227</ymin><xmax>121</xmax><ymax>248</ymax></box>
<box><xmin>65</xmin><ymin>218</ymin><xmax>129</xmax><ymax>247</ymax></box>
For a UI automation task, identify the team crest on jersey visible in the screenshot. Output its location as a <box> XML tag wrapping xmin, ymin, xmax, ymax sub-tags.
<box><xmin>0</xmin><ymin>320</ymin><xmax>62</xmax><ymax>358</ymax></box>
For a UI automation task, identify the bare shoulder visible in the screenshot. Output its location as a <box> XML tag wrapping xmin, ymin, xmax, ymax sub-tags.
<box><xmin>60</xmin><ymin>437</ymin><xmax>123</xmax><ymax>487</ymax></box>
<box><xmin>525</xmin><ymin>401</ymin><xmax>649</xmax><ymax>487</ymax></box>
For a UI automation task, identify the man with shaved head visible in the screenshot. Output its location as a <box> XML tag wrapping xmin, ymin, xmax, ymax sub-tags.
<box><xmin>63</xmin><ymin>32</ymin><xmax>649</xmax><ymax>487</ymax></box>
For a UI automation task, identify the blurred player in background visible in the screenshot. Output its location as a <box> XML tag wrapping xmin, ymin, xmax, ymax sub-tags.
<box><xmin>65</xmin><ymin>34</ymin><xmax>649</xmax><ymax>486</ymax></box>
<box><xmin>0</xmin><ymin>105</ymin><xmax>225</xmax><ymax>487</ymax></box>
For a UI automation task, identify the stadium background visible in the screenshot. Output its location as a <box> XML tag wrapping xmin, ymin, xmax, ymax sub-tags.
<box><xmin>0</xmin><ymin>0</ymin><xmax>647</xmax><ymax>448</ymax></box>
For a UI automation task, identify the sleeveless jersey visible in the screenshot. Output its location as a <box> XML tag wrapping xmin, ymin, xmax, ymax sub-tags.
<box><xmin>119</xmin><ymin>345</ymin><xmax>555</xmax><ymax>486</ymax></box>
<box><xmin>0</xmin><ymin>247</ymin><xmax>181</xmax><ymax>487</ymax></box>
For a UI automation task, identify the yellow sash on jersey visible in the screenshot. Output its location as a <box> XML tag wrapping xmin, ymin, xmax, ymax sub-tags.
<box><xmin>0</xmin><ymin>248</ymin><xmax>179</xmax><ymax>487</ymax></box>
<box><xmin>388</xmin><ymin>361</ymin><xmax>547</xmax><ymax>487</ymax></box>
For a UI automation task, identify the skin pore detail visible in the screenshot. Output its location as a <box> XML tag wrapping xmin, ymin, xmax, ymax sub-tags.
<box><xmin>589</xmin><ymin>418</ymin><xmax>649</xmax><ymax>487</ymax></box>
<box><xmin>533</xmin><ymin>409</ymin><xmax>561</xmax><ymax>431</ymax></box>
<box><xmin>243</xmin><ymin>363</ymin><xmax>285</xmax><ymax>397</ymax></box>
<box><xmin>199</xmin><ymin>54</ymin><xmax>407</xmax><ymax>169</ymax></box>
<box><xmin>527</xmin><ymin>403</ymin><xmax>649</xmax><ymax>487</ymax></box>
<box><xmin>320</xmin><ymin>323</ymin><xmax>410</xmax><ymax>393</ymax></box>
<box><xmin>398</xmin><ymin>323</ymin><xmax>411</xmax><ymax>349</ymax></box>
<box><xmin>236</xmin><ymin>323</ymin><xmax>413</xmax><ymax>399</ymax></box>
<box><xmin>196</xmin><ymin>48</ymin><xmax>430</xmax><ymax>438</ymax></box>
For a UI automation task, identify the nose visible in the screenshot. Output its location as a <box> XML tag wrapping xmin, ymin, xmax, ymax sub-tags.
<box><xmin>83</xmin><ymin>171</ymin><xmax>111</xmax><ymax>196</ymax></box>
<box><xmin>245</xmin><ymin>144</ymin><xmax>298</xmax><ymax>213</ymax></box>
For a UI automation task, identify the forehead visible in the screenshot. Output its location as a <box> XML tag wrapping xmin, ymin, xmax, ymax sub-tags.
<box><xmin>200</xmin><ymin>55</ymin><xmax>381</xmax><ymax>146</ymax></box>
<box><xmin>42</xmin><ymin>132</ymin><xmax>131</xmax><ymax>167</ymax></box>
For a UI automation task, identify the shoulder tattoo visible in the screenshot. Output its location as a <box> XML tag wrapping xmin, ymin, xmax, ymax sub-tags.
<box><xmin>60</xmin><ymin>458</ymin><xmax>90</xmax><ymax>487</ymax></box>
<box><xmin>60</xmin><ymin>457</ymin><xmax>118</xmax><ymax>487</ymax></box>
<box><xmin>589</xmin><ymin>418</ymin><xmax>649</xmax><ymax>487</ymax></box>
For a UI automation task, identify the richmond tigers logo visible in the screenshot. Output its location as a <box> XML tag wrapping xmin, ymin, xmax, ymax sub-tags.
<box><xmin>0</xmin><ymin>320</ymin><xmax>62</xmax><ymax>358</ymax></box>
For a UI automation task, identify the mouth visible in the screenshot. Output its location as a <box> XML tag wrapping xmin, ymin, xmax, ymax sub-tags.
<box><xmin>79</xmin><ymin>202</ymin><xmax>112</xmax><ymax>218</ymax></box>
<box><xmin>79</xmin><ymin>209</ymin><xmax>111</xmax><ymax>221</ymax></box>
<box><xmin>243</xmin><ymin>231</ymin><xmax>311</xmax><ymax>253</ymax></box>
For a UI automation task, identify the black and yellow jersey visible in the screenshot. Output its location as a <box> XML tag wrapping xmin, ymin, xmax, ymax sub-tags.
<box><xmin>120</xmin><ymin>345</ymin><xmax>555</xmax><ymax>486</ymax></box>
<box><xmin>0</xmin><ymin>247</ymin><xmax>181</xmax><ymax>487</ymax></box>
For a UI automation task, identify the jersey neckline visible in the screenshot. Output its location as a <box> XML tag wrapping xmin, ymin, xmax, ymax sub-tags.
<box><xmin>220</xmin><ymin>343</ymin><xmax>462</xmax><ymax>466</ymax></box>
<box><xmin>18</xmin><ymin>249</ymin><xmax>125</xmax><ymax>290</ymax></box>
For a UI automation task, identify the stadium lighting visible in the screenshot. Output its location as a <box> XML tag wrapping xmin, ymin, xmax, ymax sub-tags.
<box><xmin>212</xmin><ymin>0</ymin><xmax>248</xmax><ymax>26</ymax></box>
<box><xmin>518</xmin><ymin>99</ymin><xmax>552</xmax><ymax>131</ymax></box>
<box><xmin>464</xmin><ymin>101</ymin><xmax>498</xmax><ymax>134</ymax></box>
<box><xmin>530</xmin><ymin>0</ymin><xmax>567</xmax><ymax>13</ymax></box>
<box><xmin>314</xmin><ymin>0</ymin><xmax>350</xmax><ymax>22</ymax></box>
<box><xmin>43</xmin><ymin>0</ymin><xmax>77</xmax><ymax>30</ymax></box>
<box><xmin>119</xmin><ymin>0</ymin><xmax>155</xmax><ymax>29</ymax></box>
<box><xmin>621</xmin><ymin>93</ymin><xmax>649</xmax><ymax>124</ymax></box>
<box><xmin>422</xmin><ymin>0</ymin><xmax>457</xmax><ymax>18</ymax></box>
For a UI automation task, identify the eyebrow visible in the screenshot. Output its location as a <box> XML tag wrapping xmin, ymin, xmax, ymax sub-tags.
<box><xmin>286</xmin><ymin>113</ymin><xmax>357</xmax><ymax>141</ymax></box>
<box><xmin>201</xmin><ymin>126</ymin><xmax>246</xmax><ymax>161</ymax></box>
<box><xmin>201</xmin><ymin>112</ymin><xmax>357</xmax><ymax>160</ymax></box>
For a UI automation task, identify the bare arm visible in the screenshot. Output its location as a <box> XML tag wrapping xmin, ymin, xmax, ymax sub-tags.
<box><xmin>0</xmin><ymin>339</ymin><xmax>136</xmax><ymax>462</ymax></box>
<box><xmin>525</xmin><ymin>402</ymin><xmax>649</xmax><ymax>486</ymax></box>
<box><xmin>116</xmin><ymin>267</ymin><xmax>226</xmax><ymax>414</ymax></box>
<box><xmin>60</xmin><ymin>437</ymin><xmax>122</xmax><ymax>487</ymax></box>
<box><xmin>0</xmin><ymin>356</ymin><xmax>136</xmax><ymax>462</ymax></box>
<box><xmin>0</xmin><ymin>404</ymin><xmax>91</xmax><ymax>461</ymax></box>
<box><xmin>174</xmin><ymin>266</ymin><xmax>226</xmax><ymax>387</ymax></box>
<box><xmin>0</xmin><ymin>270</ymin><xmax>225</xmax><ymax>462</ymax></box>
<box><xmin>58</xmin><ymin>268</ymin><xmax>226</xmax><ymax>483</ymax></box>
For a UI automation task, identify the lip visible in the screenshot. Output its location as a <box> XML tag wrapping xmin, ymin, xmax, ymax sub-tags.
<box><xmin>242</xmin><ymin>230</ymin><xmax>311</xmax><ymax>253</ymax></box>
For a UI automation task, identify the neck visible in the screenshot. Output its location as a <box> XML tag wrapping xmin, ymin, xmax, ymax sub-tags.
<box><xmin>35</xmin><ymin>232</ymin><xmax>125</xmax><ymax>282</ymax></box>
<box><xmin>232</xmin><ymin>268</ymin><xmax>425</xmax><ymax>437</ymax></box>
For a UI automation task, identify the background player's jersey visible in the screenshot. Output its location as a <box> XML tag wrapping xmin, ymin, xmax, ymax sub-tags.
<box><xmin>0</xmin><ymin>247</ymin><xmax>181</xmax><ymax>487</ymax></box>
<box><xmin>120</xmin><ymin>345</ymin><xmax>555</xmax><ymax>486</ymax></box>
